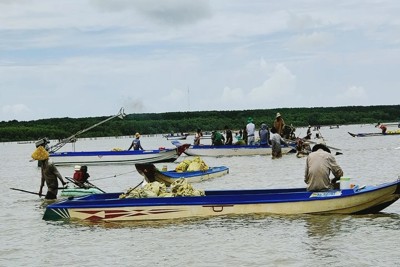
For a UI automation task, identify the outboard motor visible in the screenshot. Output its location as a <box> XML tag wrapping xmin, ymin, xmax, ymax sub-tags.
<box><xmin>35</xmin><ymin>137</ymin><xmax>50</xmax><ymax>149</ymax></box>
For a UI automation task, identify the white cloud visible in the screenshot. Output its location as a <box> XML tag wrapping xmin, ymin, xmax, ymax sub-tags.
<box><xmin>90</xmin><ymin>0</ymin><xmax>212</xmax><ymax>26</ymax></box>
<box><xmin>2</xmin><ymin>104</ymin><xmax>31</xmax><ymax>120</ymax></box>
<box><xmin>286</xmin><ymin>13</ymin><xmax>321</xmax><ymax>31</ymax></box>
<box><xmin>221</xmin><ymin>86</ymin><xmax>245</xmax><ymax>103</ymax></box>
<box><xmin>249</xmin><ymin>63</ymin><xmax>296</xmax><ymax>100</ymax></box>
<box><xmin>336</xmin><ymin>86</ymin><xmax>368</xmax><ymax>104</ymax></box>
<box><xmin>287</xmin><ymin>32</ymin><xmax>334</xmax><ymax>51</ymax></box>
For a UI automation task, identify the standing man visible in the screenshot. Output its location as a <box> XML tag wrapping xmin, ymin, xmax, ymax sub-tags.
<box><xmin>246</xmin><ymin>117</ymin><xmax>256</xmax><ymax>145</ymax></box>
<box><xmin>194</xmin><ymin>128</ymin><xmax>203</xmax><ymax>145</ymax></box>
<box><xmin>224</xmin><ymin>125</ymin><xmax>233</xmax><ymax>145</ymax></box>
<box><xmin>259</xmin><ymin>123</ymin><xmax>270</xmax><ymax>146</ymax></box>
<box><xmin>128</xmin><ymin>132</ymin><xmax>144</xmax><ymax>150</ymax></box>
<box><xmin>273</xmin><ymin>112</ymin><xmax>285</xmax><ymax>137</ymax></box>
<box><xmin>304</xmin><ymin>142</ymin><xmax>343</xmax><ymax>191</ymax></box>
<box><xmin>31</xmin><ymin>146</ymin><xmax>67</xmax><ymax>199</ymax></box>
<box><xmin>305</xmin><ymin>125</ymin><xmax>312</xmax><ymax>139</ymax></box>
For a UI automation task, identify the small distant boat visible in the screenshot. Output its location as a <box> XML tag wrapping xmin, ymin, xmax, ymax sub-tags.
<box><xmin>163</xmin><ymin>133</ymin><xmax>188</xmax><ymax>140</ymax></box>
<box><xmin>348</xmin><ymin>130</ymin><xmax>400</xmax><ymax>137</ymax></box>
<box><xmin>329</xmin><ymin>125</ymin><xmax>340</xmax><ymax>129</ymax></box>
<box><xmin>172</xmin><ymin>141</ymin><xmax>295</xmax><ymax>157</ymax></box>
<box><xmin>135</xmin><ymin>163</ymin><xmax>229</xmax><ymax>186</ymax></box>
<box><xmin>49</xmin><ymin>145</ymin><xmax>190</xmax><ymax>166</ymax></box>
<box><xmin>200</xmin><ymin>134</ymin><xmax>212</xmax><ymax>139</ymax></box>
<box><xmin>200</xmin><ymin>132</ymin><xmax>212</xmax><ymax>139</ymax></box>
<box><xmin>43</xmin><ymin>179</ymin><xmax>400</xmax><ymax>222</ymax></box>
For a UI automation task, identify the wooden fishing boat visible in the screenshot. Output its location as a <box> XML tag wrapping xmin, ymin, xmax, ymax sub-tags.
<box><xmin>348</xmin><ymin>131</ymin><xmax>400</xmax><ymax>137</ymax></box>
<box><xmin>43</xmin><ymin>179</ymin><xmax>400</xmax><ymax>221</ymax></box>
<box><xmin>163</xmin><ymin>133</ymin><xmax>188</xmax><ymax>140</ymax></box>
<box><xmin>200</xmin><ymin>132</ymin><xmax>212</xmax><ymax>139</ymax></box>
<box><xmin>135</xmin><ymin>163</ymin><xmax>229</xmax><ymax>186</ymax></box>
<box><xmin>172</xmin><ymin>141</ymin><xmax>295</xmax><ymax>157</ymax></box>
<box><xmin>49</xmin><ymin>144</ymin><xmax>190</xmax><ymax>166</ymax></box>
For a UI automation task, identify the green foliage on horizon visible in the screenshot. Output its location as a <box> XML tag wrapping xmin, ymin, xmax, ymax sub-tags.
<box><xmin>1</xmin><ymin>105</ymin><xmax>399</xmax><ymax>142</ymax></box>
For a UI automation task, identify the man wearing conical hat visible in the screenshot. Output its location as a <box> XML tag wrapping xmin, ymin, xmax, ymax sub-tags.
<box><xmin>128</xmin><ymin>132</ymin><xmax>144</xmax><ymax>150</ymax></box>
<box><xmin>273</xmin><ymin>112</ymin><xmax>285</xmax><ymax>137</ymax></box>
<box><xmin>31</xmin><ymin>146</ymin><xmax>67</xmax><ymax>199</ymax></box>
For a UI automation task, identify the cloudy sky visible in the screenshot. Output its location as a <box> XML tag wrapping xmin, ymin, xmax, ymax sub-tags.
<box><xmin>1</xmin><ymin>0</ymin><xmax>399</xmax><ymax>121</ymax></box>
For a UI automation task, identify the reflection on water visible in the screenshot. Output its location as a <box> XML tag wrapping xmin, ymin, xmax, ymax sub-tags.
<box><xmin>302</xmin><ymin>214</ymin><xmax>348</xmax><ymax>239</ymax></box>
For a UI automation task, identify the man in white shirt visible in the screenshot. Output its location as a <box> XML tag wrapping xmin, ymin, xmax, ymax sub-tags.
<box><xmin>246</xmin><ymin>117</ymin><xmax>256</xmax><ymax>145</ymax></box>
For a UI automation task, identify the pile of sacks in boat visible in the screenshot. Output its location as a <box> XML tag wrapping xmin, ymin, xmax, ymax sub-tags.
<box><xmin>175</xmin><ymin>156</ymin><xmax>209</xmax><ymax>172</ymax></box>
<box><xmin>119</xmin><ymin>178</ymin><xmax>205</xmax><ymax>199</ymax></box>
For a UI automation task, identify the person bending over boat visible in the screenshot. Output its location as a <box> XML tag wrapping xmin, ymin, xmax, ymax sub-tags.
<box><xmin>270</xmin><ymin>127</ymin><xmax>289</xmax><ymax>159</ymax></box>
<box><xmin>31</xmin><ymin>146</ymin><xmax>67</xmax><ymax>199</ymax></box>
<box><xmin>375</xmin><ymin>122</ymin><xmax>387</xmax><ymax>134</ymax></box>
<box><xmin>128</xmin><ymin>132</ymin><xmax>144</xmax><ymax>150</ymax></box>
<box><xmin>234</xmin><ymin>133</ymin><xmax>246</xmax><ymax>145</ymax></box>
<box><xmin>304</xmin><ymin>142</ymin><xmax>343</xmax><ymax>192</ymax></box>
<box><xmin>211</xmin><ymin>131</ymin><xmax>225</xmax><ymax>146</ymax></box>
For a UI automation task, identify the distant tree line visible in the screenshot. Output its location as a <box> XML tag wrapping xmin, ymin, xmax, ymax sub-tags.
<box><xmin>1</xmin><ymin>105</ymin><xmax>399</xmax><ymax>142</ymax></box>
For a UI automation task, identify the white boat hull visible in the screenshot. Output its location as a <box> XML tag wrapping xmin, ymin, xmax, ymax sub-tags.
<box><xmin>184</xmin><ymin>146</ymin><xmax>294</xmax><ymax>157</ymax></box>
<box><xmin>50</xmin><ymin>149</ymin><xmax>181</xmax><ymax>166</ymax></box>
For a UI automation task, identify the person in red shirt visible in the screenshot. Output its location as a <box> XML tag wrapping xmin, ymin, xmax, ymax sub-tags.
<box><xmin>376</xmin><ymin>122</ymin><xmax>387</xmax><ymax>134</ymax></box>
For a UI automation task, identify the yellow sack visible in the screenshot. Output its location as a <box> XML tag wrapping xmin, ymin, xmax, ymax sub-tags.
<box><xmin>31</xmin><ymin>146</ymin><xmax>49</xmax><ymax>161</ymax></box>
<box><xmin>192</xmin><ymin>156</ymin><xmax>201</xmax><ymax>163</ymax></box>
<box><xmin>175</xmin><ymin>159</ymin><xmax>191</xmax><ymax>172</ymax></box>
<box><xmin>200</xmin><ymin>161</ymin><xmax>209</xmax><ymax>171</ymax></box>
<box><xmin>185</xmin><ymin>156</ymin><xmax>209</xmax><ymax>171</ymax></box>
<box><xmin>187</xmin><ymin>161</ymin><xmax>201</xmax><ymax>171</ymax></box>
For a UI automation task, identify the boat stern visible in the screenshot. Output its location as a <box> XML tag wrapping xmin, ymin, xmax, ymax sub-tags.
<box><xmin>43</xmin><ymin>207</ymin><xmax>70</xmax><ymax>221</ymax></box>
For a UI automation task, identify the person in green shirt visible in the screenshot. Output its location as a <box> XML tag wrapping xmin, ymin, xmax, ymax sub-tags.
<box><xmin>211</xmin><ymin>131</ymin><xmax>225</xmax><ymax>146</ymax></box>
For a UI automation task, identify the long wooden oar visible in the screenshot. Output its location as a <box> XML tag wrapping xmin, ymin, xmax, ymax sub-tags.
<box><xmin>10</xmin><ymin>187</ymin><xmax>45</xmax><ymax>197</ymax></box>
<box><xmin>85</xmin><ymin>181</ymin><xmax>106</xmax><ymax>193</ymax></box>
<box><xmin>286</xmin><ymin>138</ymin><xmax>341</xmax><ymax>151</ymax></box>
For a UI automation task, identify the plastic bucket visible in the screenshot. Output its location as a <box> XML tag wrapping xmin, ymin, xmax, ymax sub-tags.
<box><xmin>340</xmin><ymin>177</ymin><xmax>351</xmax><ymax>189</ymax></box>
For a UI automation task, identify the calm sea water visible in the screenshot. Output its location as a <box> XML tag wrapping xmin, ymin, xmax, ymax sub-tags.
<box><xmin>1</xmin><ymin>124</ymin><xmax>399</xmax><ymax>267</ymax></box>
